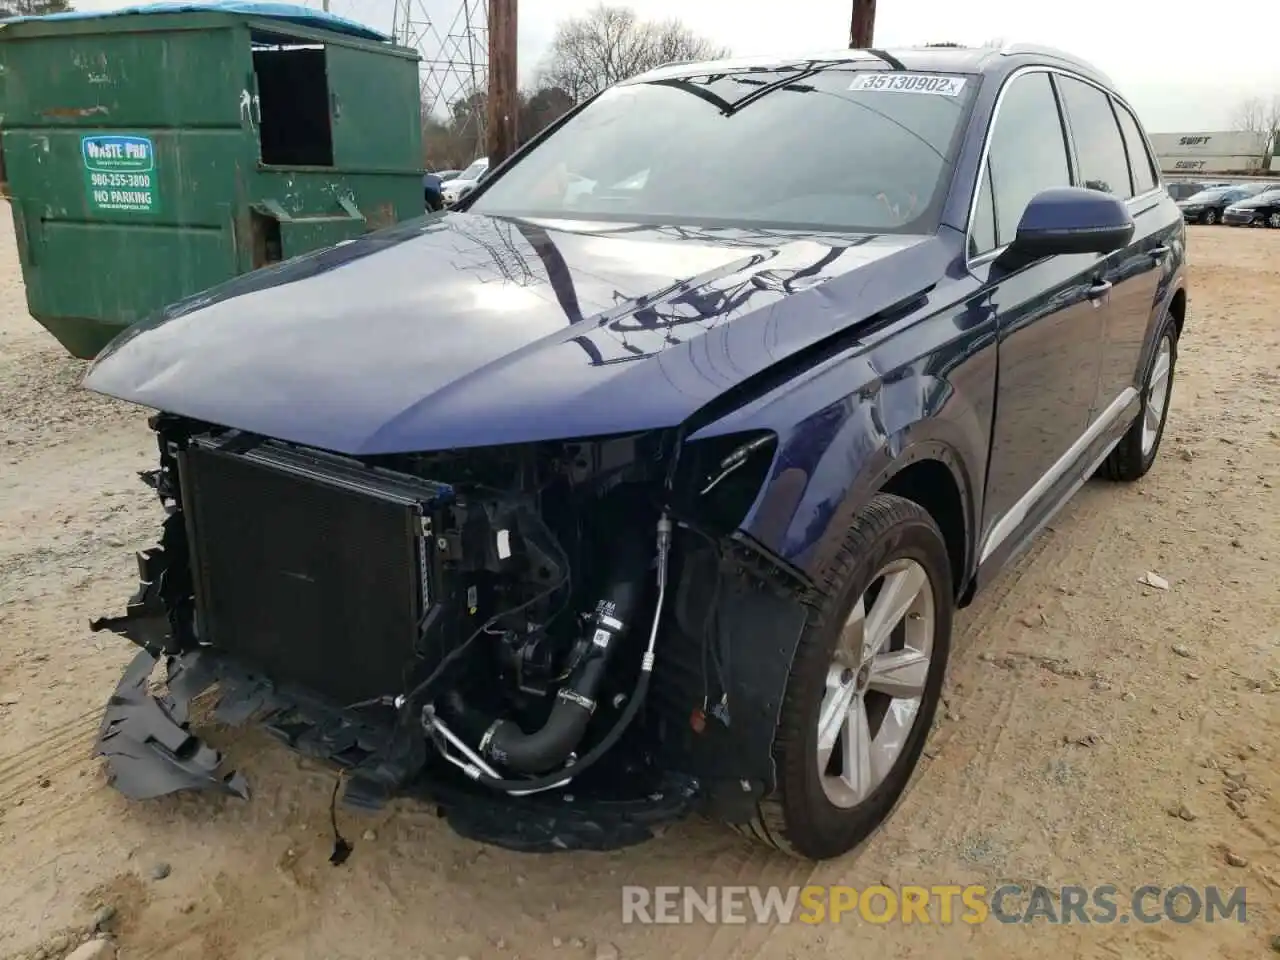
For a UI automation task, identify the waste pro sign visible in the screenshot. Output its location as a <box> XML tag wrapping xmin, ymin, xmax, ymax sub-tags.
<box><xmin>81</xmin><ymin>135</ymin><xmax>159</xmax><ymax>214</ymax></box>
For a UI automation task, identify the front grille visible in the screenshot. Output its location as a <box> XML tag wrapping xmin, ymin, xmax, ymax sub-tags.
<box><xmin>179</xmin><ymin>436</ymin><xmax>447</xmax><ymax>707</ymax></box>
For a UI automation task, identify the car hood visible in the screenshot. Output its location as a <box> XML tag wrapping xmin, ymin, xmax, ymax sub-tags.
<box><xmin>84</xmin><ymin>212</ymin><xmax>945</xmax><ymax>454</ymax></box>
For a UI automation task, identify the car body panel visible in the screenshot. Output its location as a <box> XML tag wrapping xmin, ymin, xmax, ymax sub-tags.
<box><xmin>84</xmin><ymin>212</ymin><xmax>942</xmax><ymax>455</ymax></box>
<box><xmin>700</xmin><ymin>233</ymin><xmax>993</xmax><ymax>578</ymax></box>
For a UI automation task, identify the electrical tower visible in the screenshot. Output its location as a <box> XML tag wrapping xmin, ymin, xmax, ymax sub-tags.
<box><xmin>392</xmin><ymin>0</ymin><xmax>488</xmax><ymax>148</ymax></box>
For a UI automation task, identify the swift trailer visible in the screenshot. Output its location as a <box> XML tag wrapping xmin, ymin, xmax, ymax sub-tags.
<box><xmin>85</xmin><ymin>43</ymin><xmax>1187</xmax><ymax>860</ymax></box>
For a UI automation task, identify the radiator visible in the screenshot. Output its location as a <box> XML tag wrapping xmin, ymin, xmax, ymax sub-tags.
<box><xmin>179</xmin><ymin>436</ymin><xmax>448</xmax><ymax>707</ymax></box>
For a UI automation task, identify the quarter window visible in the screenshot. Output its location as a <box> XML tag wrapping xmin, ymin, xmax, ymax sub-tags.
<box><xmin>1113</xmin><ymin>101</ymin><xmax>1159</xmax><ymax>194</ymax></box>
<box><xmin>971</xmin><ymin>71</ymin><xmax>1072</xmax><ymax>253</ymax></box>
<box><xmin>1057</xmin><ymin>76</ymin><xmax>1133</xmax><ymax>199</ymax></box>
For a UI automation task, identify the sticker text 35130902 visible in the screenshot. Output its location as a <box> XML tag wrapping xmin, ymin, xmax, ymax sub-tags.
<box><xmin>848</xmin><ymin>73</ymin><xmax>967</xmax><ymax>97</ymax></box>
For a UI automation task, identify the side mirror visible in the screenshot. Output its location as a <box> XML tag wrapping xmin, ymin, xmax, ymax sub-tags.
<box><xmin>998</xmin><ymin>187</ymin><xmax>1134</xmax><ymax>268</ymax></box>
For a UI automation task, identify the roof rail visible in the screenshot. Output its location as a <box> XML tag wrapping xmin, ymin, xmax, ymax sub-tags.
<box><xmin>999</xmin><ymin>41</ymin><xmax>1084</xmax><ymax>63</ymax></box>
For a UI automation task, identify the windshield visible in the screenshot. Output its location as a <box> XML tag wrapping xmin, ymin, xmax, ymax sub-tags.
<box><xmin>459</xmin><ymin>159</ymin><xmax>488</xmax><ymax>181</ymax></box>
<box><xmin>470</xmin><ymin>66</ymin><xmax>978</xmax><ymax>232</ymax></box>
<box><xmin>1184</xmin><ymin>189</ymin><xmax>1227</xmax><ymax>202</ymax></box>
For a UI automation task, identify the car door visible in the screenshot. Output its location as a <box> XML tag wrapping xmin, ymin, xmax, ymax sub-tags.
<box><xmin>966</xmin><ymin>69</ymin><xmax>1110</xmax><ymax>568</ymax></box>
<box><xmin>1055</xmin><ymin>78</ymin><xmax>1175</xmax><ymax>417</ymax></box>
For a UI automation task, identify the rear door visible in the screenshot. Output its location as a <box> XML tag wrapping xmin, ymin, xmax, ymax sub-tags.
<box><xmin>967</xmin><ymin>69</ymin><xmax>1110</xmax><ymax>567</ymax></box>
<box><xmin>1054</xmin><ymin>77</ymin><xmax>1176</xmax><ymax>418</ymax></box>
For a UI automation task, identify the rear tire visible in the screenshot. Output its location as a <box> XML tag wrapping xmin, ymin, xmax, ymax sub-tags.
<box><xmin>738</xmin><ymin>494</ymin><xmax>952</xmax><ymax>860</ymax></box>
<box><xmin>1269</xmin><ymin>212</ymin><xmax>1280</xmax><ymax>229</ymax></box>
<box><xmin>1202</xmin><ymin>209</ymin><xmax>1218</xmax><ymax>225</ymax></box>
<box><xmin>1104</xmin><ymin>309</ymin><xmax>1178</xmax><ymax>482</ymax></box>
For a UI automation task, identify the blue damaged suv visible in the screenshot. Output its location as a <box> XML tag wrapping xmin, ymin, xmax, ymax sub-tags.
<box><xmin>84</xmin><ymin>44</ymin><xmax>1186</xmax><ymax>862</ymax></box>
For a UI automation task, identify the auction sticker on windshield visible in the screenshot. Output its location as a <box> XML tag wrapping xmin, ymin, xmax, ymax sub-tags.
<box><xmin>82</xmin><ymin>135</ymin><xmax>160</xmax><ymax>214</ymax></box>
<box><xmin>849</xmin><ymin>73</ymin><xmax>967</xmax><ymax>96</ymax></box>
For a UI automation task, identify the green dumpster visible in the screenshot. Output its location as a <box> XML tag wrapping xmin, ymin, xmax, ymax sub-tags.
<box><xmin>0</xmin><ymin>1</ymin><xmax>425</xmax><ymax>359</ymax></box>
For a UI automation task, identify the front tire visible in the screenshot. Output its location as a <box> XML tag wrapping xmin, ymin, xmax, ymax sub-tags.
<box><xmin>1268</xmin><ymin>212</ymin><xmax>1280</xmax><ymax>229</ymax></box>
<box><xmin>740</xmin><ymin>494</ymin><xmax>952</xmax><ymax>860</ymax></box>
<box><xmin>1202</xmin><ymin>209</ymin><xmax>1218</xmax><ymax>225</ymax></box>
<box><xmin>1104</xmin><ymin>310</ymin><xmax>1178</xmax><ymax>482</ymax></box>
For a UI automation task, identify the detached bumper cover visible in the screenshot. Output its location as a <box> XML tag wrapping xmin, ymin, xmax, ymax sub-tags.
<box><xmin>91</xmin><ymin>639</ymin><xmax>698</xmax><ymax>853</ymax></box>
<box><xmin>98</xmin><ymin>649</ymin><xmax>250</xmax><ymax>801</ymax></box>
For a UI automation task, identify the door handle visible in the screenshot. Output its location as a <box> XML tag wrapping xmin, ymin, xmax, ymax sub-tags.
<box><xmin>1087</xmin><ymin>279</ymin><xmax>1113</xmax><ymax>300</ymax></box>
<box><xmin>1149</xmin><ymin>245</ymin><xmax>1171</xmax><ymax>260</ymax></box>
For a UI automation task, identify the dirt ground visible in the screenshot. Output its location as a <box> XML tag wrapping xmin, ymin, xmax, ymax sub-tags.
<box><xmin>0</xmin><ymin>218</ymin><xmax>1276</xmax><ymax>960</ymax></box>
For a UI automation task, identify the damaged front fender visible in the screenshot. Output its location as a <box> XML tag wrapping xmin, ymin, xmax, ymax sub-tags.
<box><xmin>97</xmin><ymin>649</ymin><xmax>249</xmax><ymax>801</ymax></box>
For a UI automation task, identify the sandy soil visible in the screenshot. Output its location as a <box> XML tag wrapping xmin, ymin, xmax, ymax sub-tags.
<box><xmin>0</xmin><ymin>220</ymin><xmax>1276</xmax><ymax>960</ymax></box>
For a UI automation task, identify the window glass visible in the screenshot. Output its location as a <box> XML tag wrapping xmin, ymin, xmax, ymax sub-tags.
<box><xmin>471</xmin><ymin>67</ymin><xmax>977</xmax><ymax>233</ymax></box>
<box><xmin>1057</xmin><ymin>76</ymin><xmax>1133</xmax><ymax>199</ymax></box>
<box><xmin>978</xmin><ymin>71</ymin><xmax>1072</xmax><ymax>250</ymax></box>
<box><xmin>1113</xmin><ymin>101</ymin><xmax>1158</xmax><ymax>194</ymax></box>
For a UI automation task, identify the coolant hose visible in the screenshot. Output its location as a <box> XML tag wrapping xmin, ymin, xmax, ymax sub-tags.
<box><xmin>481</xmin><ymin>531</ymin><xmax>652</xmax><ymax>775</ymax></box>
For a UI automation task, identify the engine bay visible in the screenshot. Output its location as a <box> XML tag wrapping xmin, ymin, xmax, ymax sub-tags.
<box><xmin>91</xmin><ymin>412</ymin><xmax>813</xmax><ymax>850</ymax></box>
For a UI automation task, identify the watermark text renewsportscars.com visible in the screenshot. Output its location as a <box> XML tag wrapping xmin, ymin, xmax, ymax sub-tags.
<box><xmin>621</xmin><ymin>884</ymin><xmax>1248</xmax><ymax>925</ymax></box>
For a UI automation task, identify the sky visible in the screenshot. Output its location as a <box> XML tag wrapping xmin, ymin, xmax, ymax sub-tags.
<box><xmin>74</xmin><ymin>0</ymin><xmax>1280</xmax><ymax>131</ymax></box>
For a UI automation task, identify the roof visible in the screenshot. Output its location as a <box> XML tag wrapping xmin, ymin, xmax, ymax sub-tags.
<box><xmin>631</xmin><ymin>43</ymin><xmax>1113</xmax><ymax>90</ymax></box>
<box><xmin>0</xmin><ymin>1</ymin><xmax>391</xmax><ymax>42</ymax></box>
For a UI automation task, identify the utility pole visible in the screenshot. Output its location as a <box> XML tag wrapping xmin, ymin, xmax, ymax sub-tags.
<box><xmin>487</xmin><ymin>0</ymin><xmax>518</xmax><ymax>165</ymax></box>
<box><xmin>849</xmin><ymin>0</ymin><xmax>876</xmax><ymax>47</ymax></box>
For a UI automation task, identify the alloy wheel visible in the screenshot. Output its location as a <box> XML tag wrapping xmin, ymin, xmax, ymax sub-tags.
<box><xmin>816</xmin><ymin>558</ymin><xmax>935</xmax><ymax>809</ymax></box>
<box><xmin>1269</xmin><ymin>212</ymin><xmax>1280</xmax><ymax>229</ymax></box>
<box><xmin>1141</xmin><ymin>335</ymin><xmax>1174</xmax><ymax>457</ymax></box>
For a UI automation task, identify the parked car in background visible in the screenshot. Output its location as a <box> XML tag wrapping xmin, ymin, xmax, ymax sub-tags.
<box><xmin>1166</xmin><ymin>181</ymin><xmax>1207</xmax><ymax>201</ymax></box>
<box><xmin>423</xmin><ymin>173</ymin><xmax>444</xmax><ymax>211</ymax></box>
<box><xmin>1223</xmin><ymin>187</ymin><xmax>1280</xmax><ymax>227</ymax></box>
<box><xmin>424</xmin><ymin>170</ymin><xmax>467</xmax><ymax>211</ymax></box>
<box><xmin>441</xmin><ymin>157</ymin><xmax>489</xmax><ymax>206</ymax></box>
<box><xmin>83</xmin><ymin>44</ymin><xmax>1186</xmax><ymax>863</ymax></box>
<box><xmin>1177</xmin><ymin>185</ymin><xmax>1256</xmax><ymax>224</ymax></box>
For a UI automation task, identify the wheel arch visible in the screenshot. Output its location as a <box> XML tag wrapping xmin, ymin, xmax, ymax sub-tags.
<box><xmin>877</xmin><ymin>449</ymin><xmax>970</xmax><ymax>602</ymax></box>
<box><xmin>1168</xmin><ymin>285</ymin><xmax>1187</xmax><ymax>340</ymax></box>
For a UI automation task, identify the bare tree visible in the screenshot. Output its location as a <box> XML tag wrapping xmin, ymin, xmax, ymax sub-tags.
<box><xmin>1232</xmin><ymin>95</ymin><xmax>1280</xmax><ymax>162</ymax></box>
<box><xmin>0</xmin><ymin>0</ymin><xmax>73</xmax><ymax>15</ymax></box>
<box><xmin>539</xmin><ymin>4</ymin><xmax>729</xmax><ymax>103</ymax></box>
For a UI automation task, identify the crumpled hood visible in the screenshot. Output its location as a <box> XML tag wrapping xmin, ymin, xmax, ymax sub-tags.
<box><xmin>84</xmin><ymin>212</ymin><xmax>946</xmax><ymax>454</ymax></box>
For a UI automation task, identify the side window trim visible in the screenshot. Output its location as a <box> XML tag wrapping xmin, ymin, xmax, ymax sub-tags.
<box><xmin>965</xmin><ymin>64</ymin><xmax>1164</xmax><ymax>264</ymax></box>
<box><xmin>1047</xmin><ymin>73</ymin><xmax>1082</xmax><ymax>188</ymax></box>
<box><xmin>965</xmin><ymin>66</ymin><xmax>1074</xmax><ymax>264</ymax></box>
<box><xmin>1111</xmin><ymin>96</ymin><xmax>1162</xmax><ymax>199</ymax></box>
<box><xmin>1106</xmin><ymin>96</ymin><xmax>1139</xmax><ymax>197</ymax></box>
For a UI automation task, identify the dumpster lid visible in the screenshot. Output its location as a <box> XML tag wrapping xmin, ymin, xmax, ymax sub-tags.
<box><xmin>0</xmin><ymin>0</ymin><xmax>391</xmax><ymax>42</ymax></box>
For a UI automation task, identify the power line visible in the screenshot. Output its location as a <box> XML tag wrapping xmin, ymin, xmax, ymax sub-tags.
<box><xmin>392</xmin><ymin>0</ymin><xmax>488</xmax><ymax>142</ymax></box>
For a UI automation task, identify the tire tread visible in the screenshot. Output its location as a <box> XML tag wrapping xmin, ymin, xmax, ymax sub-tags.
<box><xmin>733</xmin><ymin>493</ymin><xmax>946</xmax><ymax>858</ymax></box>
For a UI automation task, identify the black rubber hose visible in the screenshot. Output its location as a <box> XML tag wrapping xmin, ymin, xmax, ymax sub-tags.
<box><xmin>480</xmin><ymin>532</ymin><xmax>651</xmax><ymax>774</ymax></box>
<box><xmin>473</xmin><ymin>671</ymin><xmax>653</xmax><ymax>793</ymax></box>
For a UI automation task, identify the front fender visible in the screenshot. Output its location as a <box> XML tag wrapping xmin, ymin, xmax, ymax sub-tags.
<box><xmin>690</xmin><ymin>292</ymin><xmax>998</xmax><ymax>585</ymax></box>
